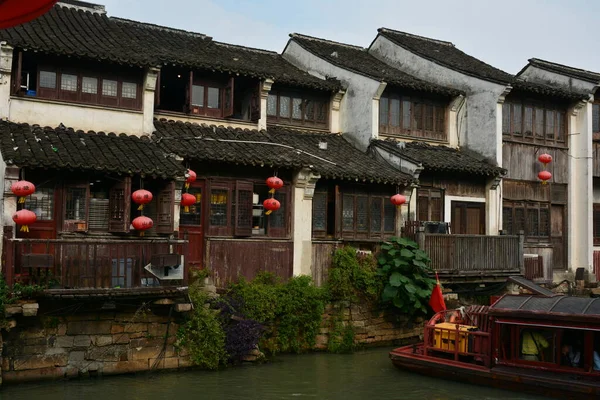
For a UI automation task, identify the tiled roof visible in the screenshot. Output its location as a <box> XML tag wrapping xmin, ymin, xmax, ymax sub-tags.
<box><xmin>289</xmin><ymin>34</ymin><xmax>462</xmax><ymax>97</ymax></box>
<box><xmin>0</xmin><ymin>121</ymin><xmax>184</xmax><ymax>178</ymax></box>
<box><xmin>490</xmin><ymin>295</ymin><xmax>600</xmax><ymax>320</ymax></box>
<box><xmin>372</xmin><ymin>140</ymin><xmax>505</xmax><ymax>177</ymax></box>
<box><xmin>377</xmin><ymin>28</ymin><xmax>513</xmax><ymax>85</ymax></box>
<box><xmin>0</xmin><ymin>3</ymin><xmax>339</xmax><ymax>92</ymax></box>
<box><xmin>154</xmin><ymin>119</ymin><xmax>414</xmax><ymax>185</ymax></box>
<box><xmin>510</xmin><ymin>79</ymin><xmax>589</xmax><ymax>101</ymax></box>
<box><xmin>521</xmin><ymin>58</ymin><xmax>600</xmax><ymax>84</ymax></box>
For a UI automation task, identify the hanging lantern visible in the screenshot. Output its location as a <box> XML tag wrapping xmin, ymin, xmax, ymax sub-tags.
<box><xmin>12</xmin><ymin>209</ymin><xmax>37</xmax><ymax>233</ymax></box>
<box><xmin>0</xmin><ymin>0</ymin><xmax>57</xmax><ymax>30</ymax></box>
<box><xmin>266</xmin><ymin>176</ymin><xmax>284</xmax><ymax>194</ymax></box>
<box><xmin>390</xmin><ymin>194</ymin><xmax>407</xmax><ymax>208</ymax></box>
<box><xmin>185</xmin><ymin>169</ymin><xmax>197</xmax><ymax>190</ymax></box>
<box><xmin>538</xmin><ymin>170</ymin><xmax>552</xmax><ymax>185</ymax></box>
<box><xmin>538</xmin><ymin>153</ymin><xmax>553</xmax><ymax>166</ymax></box>
<box><xmin>11</xmin><ymin>180</ymin><xmax>36</xmax><ymax>204</ymax></box>
<box><xmin>181</xmin><ymin>193</ymin><xmax>196</xmax><ymax>213</ymax></box>
<box><xmin>131</xmin><ymin>189</ymin><xmax>153</xmax><ymax>211</ymax></box>
<box><xmin>132</xmin><ymin>216</ymin><xmax>153</xmax><ymax>236</ymax></box>
<box><xmin>263</xmin><ymin>198</ymin><xmax>281</xmax><ymax>215</ymax></box>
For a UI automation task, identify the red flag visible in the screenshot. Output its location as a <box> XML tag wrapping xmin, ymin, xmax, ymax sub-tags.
<box><xmin>429</xmin><ymin>272</ymin><xmax>446</xmax><ymax>313</ymax></box>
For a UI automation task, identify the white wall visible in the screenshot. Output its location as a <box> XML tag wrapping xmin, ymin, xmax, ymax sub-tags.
<box><xmin>283</xmin><ymin>40</ymin><xmax>385</xmax><ymax>151</ymax></box>
<box><xmin>0</xmin><ymin>43</ymin><xmax>13</xmax><ymax>120</ymax></box>
<box><xmin>518</xmin><ymin>66</ymin><xmax>598</xmax><ymax>94</ymax></box>
<box><xmin>443</xmin><ymin>195</ymin><xmax>485</xmax><ymax>225</ymax></box>
<box><xmin>292</xmin><ymin>169</ymin><xmax>320</xmax><ymax>276</ymax></box>
<box><xmin>369</xmin><ymin>36</ymin><xmax>508</xmax><ymax>165</ymax></box>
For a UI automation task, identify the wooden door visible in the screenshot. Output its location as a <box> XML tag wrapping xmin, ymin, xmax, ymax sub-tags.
<box><xmin>451</xmin><ymin>201</ymin><xmax>485</xmax><ymax>234</ymax></box>
<box><xmin>180</xmin><ymin>180</ymin><xmax>205</xmax><ymax>268</ymax></box>
<box><xmin>551</xmin><ymin>205</ymin><xmax>566</xmax><ymax>272</ymax></box>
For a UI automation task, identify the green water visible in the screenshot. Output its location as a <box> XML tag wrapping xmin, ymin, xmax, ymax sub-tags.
<box><xmin>1</xmin><ymin>348</ymin><xmax>549</xmax><ymax>400</ymax></box>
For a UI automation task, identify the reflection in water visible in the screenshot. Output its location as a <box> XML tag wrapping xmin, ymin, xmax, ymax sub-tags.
<box><xmin>2</xmin><ymin>349</ymin><xmax>550</xmax><ymax>400</ymax></box>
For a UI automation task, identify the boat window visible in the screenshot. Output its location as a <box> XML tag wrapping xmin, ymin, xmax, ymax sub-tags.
<box><xmin>559</xmin><ymin>329</ymin><xmax>584</xmax><ymax>368</ymax></box>
<box><xmin>593</xmin><ymin>333</ymin><xmax>600</xmax><ymax>373</ymax></box>
<box><xmin>519</xmin><ymin>328</ymin><xmax>555</xmax><ymax>363</ymax></box>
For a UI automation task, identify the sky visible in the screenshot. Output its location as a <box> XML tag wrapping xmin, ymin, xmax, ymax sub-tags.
<box><xmin>97</xmin><ymin>0</ymin><xmax>600</xmax><ymax>75</ymax></box>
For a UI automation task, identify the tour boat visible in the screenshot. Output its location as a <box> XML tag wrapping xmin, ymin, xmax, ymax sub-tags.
<box><xmin>390</xmin><ymin>295</ymin><xmax>600</xmax><ymax>399</ymax></box>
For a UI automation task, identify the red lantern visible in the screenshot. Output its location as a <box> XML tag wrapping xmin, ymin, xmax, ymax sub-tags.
<box><xmin>181</xmin><ymin>193</ymin><xmax>196</xmax><ymax>213</ymax></box>
<box><xmin>12</xmin><ymin>209</ymin><xmax>37</xmax><ymax>233</ymax></box>
<box><xmin>131</xmin><ymin>189</ymin><xmax>153</xmax><ymax>211</ymax></box>
<box><xmin>185</xmin><ymin>169</ymin><xmax>197</xmax><ymax>189</ymax></box>
<box><xmin>11</xmin><ymin>180</ymin><xmax>36</xmax><ymax>204</ymax></box>
<box><xmin>538</xmin><ymin>153</ymin><xmax>553</xmax><ymax>166</ymax></box>
<box><xmin>266</xmin><ymin>176</ymin><xmax>284</xmax><ymax>194</ymax></box>
<box><xmin>390</xmin><ymin>194</ymin><xmax>407</xmax><ymax>208</ymax></box>
<box><xmin>538</xmin><ymin>170</ymin><xmax>552</xmax><ymax>185</ymax></box>
<box><xmin>132</xmin><ymin>216</ymin><xmax>153</xmax><ymax>236</ymax></box>
<box><xmin>263</xmin><ymin>198</ymin><xmax>281</xmax><ymax>215</ymax></box>
<box><xmin>0</xmin><ymin>0</ymin><xmax>57</xmax><ymax>30</ymax></box>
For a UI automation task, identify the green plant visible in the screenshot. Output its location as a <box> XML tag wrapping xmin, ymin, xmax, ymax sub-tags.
<box><xmin>378</xmin><ymin>237</ymin><xmax>436</xmax><ymax>316</ymax></box>
<box><xmin>176</xmin><ymin>281</ymin><xmax>227</xmax><ymax>370</ymax></box>
<box><xmin>327</xmin><ymin>312</ymin><xmax>355</xmax><ymax>353</ymax></box>
<box><xmin>327</xmin><ymin>246</ymin><xmax>383</xmax><ymax>303</ymax></box>
<box><xmin>227</xmin><ymin>273</ymin><xmax>327</xmax><ymax>354</ymax></box>
<box><xmin>12</xmin><ymin>282</ymin><xmax>46</xmax><ymax>299</ymax></box>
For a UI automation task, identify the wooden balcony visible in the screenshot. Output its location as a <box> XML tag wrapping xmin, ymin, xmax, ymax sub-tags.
<box><xmin>2</xmin><ymin>227</ymin><xmax>189</xmax><ymax>291</ymax></box>
<box><xmin>415</xmin><ymin>230</ymin><xmax>524</xmax><ymax>283</ymax></box>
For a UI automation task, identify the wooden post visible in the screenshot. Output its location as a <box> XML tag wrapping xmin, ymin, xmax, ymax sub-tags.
<box><xmin>3</xmin><ymin>226</ymin><xmax>15</xmax><ymax>287</ymax></box>
<box><xmin>518</xmin><ymin>230</ymin><xmax>525</xmax><ymax>276</ymax></box>
<box><xmin>182</xmin><ymin>230</ymin><xmax>189</xmax><ymax>286</ymax></box>
<box><xmin>416</xmin><ymin>227</ymin><xmax>425</xmax><ymax>250</ymax></box>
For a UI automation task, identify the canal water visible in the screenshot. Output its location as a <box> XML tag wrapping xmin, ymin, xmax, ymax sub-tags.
<box><xmin>1</xmin><ymin>348</ymin><xmax>549</xmax><ymax>400</ymax></box>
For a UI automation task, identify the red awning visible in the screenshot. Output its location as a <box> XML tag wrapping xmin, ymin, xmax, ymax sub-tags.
<box><xmin>0</xmin><ymin>0</ymin><xmax>57</xmax><ymax>29</ymax></box>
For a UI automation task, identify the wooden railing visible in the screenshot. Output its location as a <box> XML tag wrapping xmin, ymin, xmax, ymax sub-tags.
<box><xmin>416</xmin><ymin>232</ymin><xmax>523</xmax><ymax>276</ymax></box>
<box><xmin>2</xmin><ymin>227</ymin><xmax>189</xmax><ymax>289</ymax></box>
<box><xmin>423</xmin><ymin>321</ymin><xmax>492</xmax><ymax>367</ymax></box>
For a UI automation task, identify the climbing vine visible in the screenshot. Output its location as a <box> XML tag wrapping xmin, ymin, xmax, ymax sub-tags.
<box><xmin>327</xmin><ymin>246</ymin><xmax>383</xmax><ymax>303</ymax></box>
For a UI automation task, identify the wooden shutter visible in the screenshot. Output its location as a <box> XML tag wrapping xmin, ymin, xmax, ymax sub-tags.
<box><xmin>155</xmin><ymin>181</ymin><xmax>175</xmax><ymax>234</ymax></box>
<box><xmin>234</xmin><ymin>181</ymin><xmax>253</xmax><ymax>237</ymax></box>
<box><xmin>312</xmin><ymin>190</ymin><xmax>328</xmax><ymax>238</ymax></box>
<box><xmin>250</xmin><ymin>82</ymin><xmax>261</xmax><ymax>122</ymax></box>
<box><xmin>185</xmin><ymin>70</ymin><xmax>192</xmax><ymax>113</ymax></box>
<box><xmin>269</xmin><ymin>186</ymin><xmax>288</xmax><ymax>238</ymax></box>
<box><xmin>108</xmin><ymin>176</ymin><xmax>131</xmax><ymax>233</ymax></box>
<box><xmin>594</xmin><ymin>205</ymin><xmax>600</xmax><ymax>245</ymax></box>
<box><xmin>154</xmin><ymin>70</ymin><xmax>161</xmax><ymax>109</ymax></box>
<box><xmin>223</xmin><ymin>77</ymin><xmax>234</xmax><ymax>118</ymax></box>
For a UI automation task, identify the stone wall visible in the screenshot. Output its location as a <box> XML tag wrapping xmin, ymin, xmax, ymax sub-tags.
<box><xmin>315</xmin><ymin>302</ymin><xmax>423</xmax><ymax>350</ymax></box>
<box><xmin>1</xmin><ymin>300</ymin><xmax>192</xmax><ymax>384</ymax></box>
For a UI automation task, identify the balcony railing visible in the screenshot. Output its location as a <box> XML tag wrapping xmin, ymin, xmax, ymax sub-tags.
<box><xmin>2</xmin><ymin>227</ymin><xmax>189</xmax><ymax>289</ymax></box>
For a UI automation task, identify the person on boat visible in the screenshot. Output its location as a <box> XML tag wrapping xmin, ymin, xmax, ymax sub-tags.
<box><xmin>592</xmin><ymin>350</ymin><xmax>600</xmax><ymax>372</ymax></box>
<box><xmin>521</xmin><ymin>330</ymin><xmax>549</xmax><ymax>361</ymax></box>
<box><xmin>560</xmin><ymin>344</ymin><xmax>581</xmax><ymax>367</ymax></box>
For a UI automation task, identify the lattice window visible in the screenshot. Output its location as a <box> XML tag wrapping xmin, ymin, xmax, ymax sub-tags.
<box><xmin>180</xmin><ymin>187</ymin><xmax>202</xmax><ymax>226</ymax></box>
<box><xmin>383</xmin><ymin>201</ymin><xmax>396</xmax><ymax>233</ymax></box>
<box><xmin>24</xmin><ymin>187</ymin><xmax>54</xmax><ymax>221</ymax></box>
<box><xmin>40</xmin><ymin>70</ymin><xmax>56</xmax><ymax>88</ymax></box>
<box><xmin>102</xmin><ymin>79</ymin><xmax>118</xmax><ymax>97</ymax></box>
<box><xmin>82</xmin><ymin>77</ymin><xmax>98</xmax><ymax>94</ymax></box>
<box><xmin>342</xmin><ymin>195</ymin><xmax>355</xmax><ymax>231</ymax></box>
<box><xmin>504</xmin><ymin>101</ymin><xmax>566</xmax><ymax>144</ymax></box>
<box><xmin>65</xmin><ymin>187</ymin><xmax>87</xmax><ymax>221</ymax></box>
<box><xmin>122</xmin><ymin>82</ymin><xmax>137</xmax><ymax>99</ymax></box>
<box><xmin>267</xmin><ymin>89</ymin><xmax>329</xmax><ymax>128</ymax></box>
<box><xmin>312</xmin><ymin>192</ymin><xmax>327</xmax><ymax>232</ymax></box>
<box><xmin>356</xmin><ymin>196</ymin><xmax>368</xmax><ymax>232</ymax></box>
<box><xmin>270</xmin><ymin>190</ymin><xmax>286</xmax><ymax>229</ymax></box>
<box><xmin>210</xmin><ymin>189</ymin><xmax>228</xmax><ymax>226</ymax></box>
<box><xmin>502</xmin><ymin>207</ymin><xmax>513</xmax><ymax>234</ymax></box>
<box><xmin>61</xmin><ymin>74</ymin><xmax>77</xmax><ymax>91</ymax></box>
<box><xmin>370</xmin><ymin>197</ymin><xmax>382</xmax><ymax>233</ymax></box>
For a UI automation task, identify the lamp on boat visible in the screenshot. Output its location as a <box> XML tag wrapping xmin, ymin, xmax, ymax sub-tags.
<box><xmin>0</xmin><ymin>0</ymin><xmax>57</xmax><ymax>29</ymax></box>
<box><xmin>12</xmin><ymin>209</ymin><xmax>37</xmax><ymax>233</ymax></box>
<box><xmin>131</xmin><ymin>189</ymin><xmax>153</xmax><ymax>211</ymax></box>
<box><xmin>132</xmin><ymin>216</ymin><xmax>153</xmax><ymax>236</ymax></box>
<box><xmin>11</xmin><ymin>180</ymin><xmax>36</xmax><ymax>204</ymax></box>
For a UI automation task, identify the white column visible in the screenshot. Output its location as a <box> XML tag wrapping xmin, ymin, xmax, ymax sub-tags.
<box><xmin>485</xmin><ymin>178</ymin><xmax>502</xmax><ymax>235</ymax></box>
<box><xmin>568</xmin><ymin>99</ymin><xmax>593</xmax><ymax>278</ymax></box>
<box><xmin>448</xmin><ymin>95</ymin><xmax>465</xmax><ymax>148</ymax></box>
<box><xmin>258</xmin><ymin>79</ymin><xmax>274</xmax><ymax>131</ymax></box>
<box><xmin>329</xmin><ymin>89</ymin><xmax>345</xmax><ymax>134</ymax></box>
<box><xmin>292</xmin><ymin>169</ymin><xmax>320</xmax><ymax>276</ymax></box>
<box><xmin>0</xmin><ymin>43</ymin><xmax>14</xmax><ymax>120</ymax></box>
<box><xmin>142</xmin><ymin>67</ymin><xmax>159</xmax><ymax>136</ymax></box>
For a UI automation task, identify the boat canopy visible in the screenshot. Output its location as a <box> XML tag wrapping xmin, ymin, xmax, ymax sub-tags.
<box><xmin>489</xmin><ymin>295</ymin><xmax>600</xmax><ymax>324</ymax></box>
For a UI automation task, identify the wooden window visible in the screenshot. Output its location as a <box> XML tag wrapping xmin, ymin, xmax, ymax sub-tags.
<box><xmin>155</xmin><ymin>182</ymin><xmax>175</xmax><ymax>234</ymax></box>
<box><xmin>503</xmin><ymin>101</ymin><xmax>567</xmax><ymax>145</ymax></box>
<box><xmin>451</xmin><ymin>201</ymin><xmax>485</xmax><ymax>235</ymax></box>
<box><xmin>267</xmin><ymin>89</ymin><xmax>329</xmax><ymax>129</ymax></box>
<box><xmin>63</xmin><ymin>184</ymin><xmax>89</xmax><ymax>232</ymax></box>
<box><xmin>417</xmin><ymin>188</ymin><xmax>444</xmax><ymax>222</ymax></box>
<box><xmin>24</xmin><ymin>186</ymin><xmax>55</xmax><ymax>221</ymax></box>
<box><xmin>207</xmin><ymin>179</ymin><xmax>289</xmax><ymax>238</ymax></box>
<box><xmin>379</xmin><ymin>93</ymin><xmax>446</xmax><ymax>141</ymax></box>
<box><xmin>503</xmin><ymin>201</ymin><xmax>550</xmax><ymax>241</ymax></box>
<box><xmin>33</xmin><ymin>67</ymin><xmax>141</xmax><ymax>110</ymax></box>
<box><xmin>312</xmin><ymin>191</ymin><xmax>328</xmax><ymax>235</ymax></box>
<box><xmin>594</xmin><ymin>204</ymin><xmax>600</xmax><ymax>246</ymax></box>
<box><xmin>180</xmin><ymin>187</ymin><xmax>202</xmax><ymax>226</ymax></box>
<box><xmin>108</xmin><ymin>177</ymin><xmax>131</xmax><ymax>233</ymax></box>
<box><xmin>189</xmin><ymin>74</ymin><xmax>233</xmax><ymax>118</ymax></box>
<box><xmin>340</xmin><ymin>191</ymin><xmax>397</xmax><ymax>239</ymax></box>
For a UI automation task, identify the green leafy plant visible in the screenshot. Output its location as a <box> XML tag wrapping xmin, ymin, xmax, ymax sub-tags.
<box><xmin>327</xmin><ymin>246</ymin><xmax>383</xmax><ymax>303</ymax></box>
<box><xmin>327</xmin><ymin>312</ymin><xmax>355</xmax><ymax>353</ymax></box>
<box><xmin>176</xmin><ymin>281</ymin><xmax>227</xmax><ymax>370</ymax></box>
<box><xmin>378</xmin><ymin>237</ymin><xmax>436</xmax><ymax>316</ymax></box>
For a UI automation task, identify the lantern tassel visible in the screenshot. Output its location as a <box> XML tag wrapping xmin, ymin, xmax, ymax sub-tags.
<box><xmin>184</xmin><ymin>206</ymin><xmax>190</xmax><ymax>213</ymax></box>
<box><xmin>265</xmin><ymin>210</ymin><xmax>272</xmax><ymax>216</ymax></box>
<box><xmin>541</xmin><ymin>181</ymin><xmax>547</xmax><ymax>185</ymax></box>
<box><xmin>18</xmin><ymin>196</ymin><xmax>25</xmax><ymax>204</ymax></box>
<box><xmin>185</xmin><ymin>182</ymin><xmax>190</xmax><ymax>190</ymax></box>
<box><xmin>269</xmin><ymin>188</ymin><xmax>275</xmax><ymax>194</ymax></box>
<box><xmin>20</xmin><ymin>225</ymin><xmax>29</xmax><ymax>233</ymax></box>
<box><xmin>139</xmin><ymin>231</ymin><xmax>145</xmax><ymax>237</ymax></box>
<box><xmin>137</xmin><ymin>204</ymin><xmax>144</xmax><ymax>211</ymax></box>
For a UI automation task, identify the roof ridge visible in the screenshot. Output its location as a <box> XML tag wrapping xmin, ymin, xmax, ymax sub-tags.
<box><xmin>290</xmin><ymin>33</ymin><xmax>366</xmax><ymax>51</ymax></box>
<box><xmin>213</xmin><ymin>41</ymin><xmax>278</xmax><ymax>56</ymax></box>
<box><xmin>529</xmin><ymin>57</ymin><xmax>600</xmax><ymax>78</ymax></box>
<box><xmin>57</xmin><ymin>0</ymin><xmax>105</xmax><ymax>13</ymax></box>
<box><xmin>377</xmin><ymin>28</ymin><xmax>453</xmax><ymax>47</ymax></box>
<box><xmin>111</xmin><ymin>16</ymin><xmax>211</xmax><ymax>40</ymax></box>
